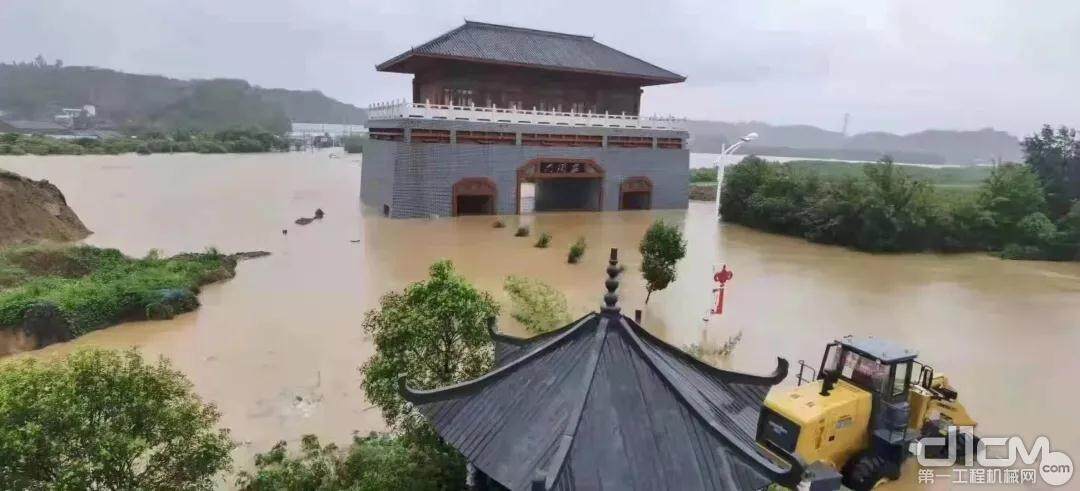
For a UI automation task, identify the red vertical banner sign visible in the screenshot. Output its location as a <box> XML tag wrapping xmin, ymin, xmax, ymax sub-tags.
<box><xmin>712</xmin><ymin>265</ymin><xmax>733</xmax><ymax>315</ymax></box>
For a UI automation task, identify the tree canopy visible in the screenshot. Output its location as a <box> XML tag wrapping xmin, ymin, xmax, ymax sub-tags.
<box><xmin>236</xmin><ymin>434</ymin><xmax>460</xmax><ymax>491</ymax></box>
<box><xmin>503</xmin><ymin>275</ymin><xmax>571</xmax><ymax>333</ymax></box>
<box><xmin>977</xmin><ymin>164</ymin><xmax>1048</xmax><ymax>246</ymax></box>
<box><xmin>359</xmin><ymin>260</ymin><xmax>499</xmax><ymax>440</ymax></box>
<box><xmin>639</xmin><ymin>220</ymin><xmax>687</xmax><ymax>303</ymax></box>
<box><xmin>1022</xmin><ymin>125</ymin><xmax>1080</xmax><ymax>216</ymax></box>
<box><xmin>0</xmin><ymin>349</ymin><xmax>234</xmax><ymax>490</ymax></box>
<box><xmin>719</xmin><ymin>149</ymin><xmax>1080</xmax><ymax>261</ymax></box>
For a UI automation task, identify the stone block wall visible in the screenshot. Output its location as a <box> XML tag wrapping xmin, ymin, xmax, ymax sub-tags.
<box><xmin>361</xmin><ymin>121</ymin><xmax>689</xmax><ymax>218</ymax></box>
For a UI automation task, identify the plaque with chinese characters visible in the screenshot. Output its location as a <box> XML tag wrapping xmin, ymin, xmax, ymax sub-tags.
<box><xmin>538</xmin><ymin>161</ymin><xmax>589</xmax><ymax>175</ymax></box>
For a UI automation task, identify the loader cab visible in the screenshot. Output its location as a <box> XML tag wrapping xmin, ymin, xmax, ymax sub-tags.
<box><xmin>820</xmin><ymin>336</ymin><xmax>917</xmax><ymax>401</ymax></box>
<box><xmin>762</xmin><ymin>337</ymin><xmax>972</xmax><ymax>490</ymax></box>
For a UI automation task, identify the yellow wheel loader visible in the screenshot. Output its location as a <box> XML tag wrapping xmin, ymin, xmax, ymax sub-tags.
<box><xmin>755</xmin><ymin>336</ymin><xmax>978</xmax><ymax>490</ymax></box>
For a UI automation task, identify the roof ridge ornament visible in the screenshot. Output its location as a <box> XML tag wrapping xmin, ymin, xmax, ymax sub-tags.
<box><xmin>601</xmin><ymin>248</ymin><xmax>621</xmax><ymax>315</ymax></box>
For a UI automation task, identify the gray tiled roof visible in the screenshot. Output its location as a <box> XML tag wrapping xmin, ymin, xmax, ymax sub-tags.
<box><xmin>378</xmin><ymin>21</ymin><xmax>685</xmax><ymax>84</ymax></box>
<box><xmin>402</xmin><ymin>312</ymin><xmax>801</xmax><ymax>490</ymax></box>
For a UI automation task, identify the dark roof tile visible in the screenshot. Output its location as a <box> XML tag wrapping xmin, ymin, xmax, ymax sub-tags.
<box><xmin>378</xmin><ymin>21</ymin><xmax>685</xmax><ymax>84</ymax></box>
<box><xmin>403</xmin><ymin>312</ymin><xmax>801</xmax><ymax>490</ymax></box>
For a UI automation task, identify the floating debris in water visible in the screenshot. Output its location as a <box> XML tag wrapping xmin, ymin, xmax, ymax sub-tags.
<box><xmin>295</xmin><ymin>208</ymin><xmax>326</xmax><ymax>225</ymax></box>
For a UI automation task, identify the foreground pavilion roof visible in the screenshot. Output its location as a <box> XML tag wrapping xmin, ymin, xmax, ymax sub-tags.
<box><xmin>401</xmin><ymin>250</ymin><xmax>802</xmax><ymax>490</ymax></box>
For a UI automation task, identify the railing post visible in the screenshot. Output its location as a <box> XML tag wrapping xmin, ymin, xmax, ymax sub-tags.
<box><xmin>365</xmin><ymin>98</ymin><xmax>685</xmax><ymax>129</ymax></box>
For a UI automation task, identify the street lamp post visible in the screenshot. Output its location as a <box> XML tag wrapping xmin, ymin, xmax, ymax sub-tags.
<box><xmin>714</xmin><ymin>132</ymin><xmax>758</xmax><ymax>218</ymax></box>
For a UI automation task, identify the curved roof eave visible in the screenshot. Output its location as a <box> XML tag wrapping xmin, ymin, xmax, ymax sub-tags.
<box><xmin>400</xmin><ymin>314</ymin><xmax>597</xmax><ymax>405</ymax></box>
<box><xmin>615</xmin><ymin>316</ymin><xmax>803</xmax><ymax>488</ymax></box>
<box><xmin>377</xmin><ymin>53</ymin><xmax>686</xmax><ymax>85</ymax></box>
<box><xmin>398</xmin><ymin>311</ymin><xmax>805</xmax><ymax>490</ymax></box>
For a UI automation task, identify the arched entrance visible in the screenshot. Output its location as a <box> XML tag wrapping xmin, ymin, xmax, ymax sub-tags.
<box><xmin>452</xmin><ymin>177</ymin><xmax>497</xmax><ymax>216</ymax></box>
<box><xmin>516</xmin><ymin>159</ymin><xmax>604</xmax><ymax>214</ymax></box>
<box><xmin>619</xmin><ymin>176</ymin><xmax>653</xmax><ymax>210</ymax></box>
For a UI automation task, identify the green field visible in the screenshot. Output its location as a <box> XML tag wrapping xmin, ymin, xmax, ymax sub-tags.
<box><xmin>692</xmin><ymin>160</ymin><xmax>990</xmax><ymax>185</ymax></box>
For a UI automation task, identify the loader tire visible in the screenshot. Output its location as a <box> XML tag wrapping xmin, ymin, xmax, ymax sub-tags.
<box><xmin>842</xmin><ymin>452</ymin><xmax>889</xmax><ymax>491</ymax></box>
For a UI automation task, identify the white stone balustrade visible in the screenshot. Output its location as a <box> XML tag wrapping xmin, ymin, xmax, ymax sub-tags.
<box><xmin>368</xmin><ymin>100</ymin><xmax>684</xmax><ymax>131</ymax></box>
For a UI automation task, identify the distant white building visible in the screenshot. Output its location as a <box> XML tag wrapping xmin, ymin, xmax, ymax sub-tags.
<box><xmin>289</xmin><ymin>122</ymin><xmax>366</xmax><ymax>139</ymax></box>
<box><xmin>54</xmin><ymin>105</ymin><xmax>96</xmax><ymax>127</ymax></box>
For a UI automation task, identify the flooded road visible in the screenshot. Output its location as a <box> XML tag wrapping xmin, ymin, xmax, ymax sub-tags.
<box><xmin>2</xmin><ymin>151</ymin><xmax>1079</xmax><ymax>489</ymax></box>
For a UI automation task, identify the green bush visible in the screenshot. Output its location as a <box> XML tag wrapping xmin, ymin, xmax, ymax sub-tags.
<box><xmin>503</xmin><ymin>275</ymin><xmax>570</xmax><ymax>333</ymax></box>
<box><xmin>719</xmin><ymin>154</ymin><xmax>1077</xmax><ymax>261</ymax></box>
<box><xmin>236</xmin><ymin>434</ymin><xmax>463</xmax><ymax>491</ymax></box>
<box><xmin>514</xmin><ymin>225</ymin><xmax>530</xmax><ymax>237</ymax></box>
<box><xmin>0</xmin><ymin>349</ymin><xmax>234</xmax><ymax>489</ymax></box>
<box><xmin>567</xmin><ymin>237</ymin><xmax>586</xmax><ymax>264</ymax></box>
<box><xmin>0</xmin><ymin>245</ymin><xmax>239</xmax><ymax>337</ymax></box>
<box><xmin>0</xmin><ymin>244</ymin><xmax>124</xmax><ymax>280</ymax></box>
<box><xmin>1000</xmin><ymin>243</ymin><xmax>1046</xmax><ymax>260</ymax></box>
<box><xmin>0</xmin><ymin>265</ymin><xmax>28</xmax><ymax>289</ymax></box>
<box><xmin>690</xmin><ymin>167</ymin><xmax>718</xmax><ymax>183</ymax></box>
<box><xmin>0</xmin><ymin>128</ymin><xmax>286</xmax><ymax>156</ymax></box>
<box><xmin>534</xmin><ymin>232</ymin><xmax>551</xmax><ymax>248</ymax></box>
<box><xmin>343</xmin><ymin>135</ymin><xmax>366</xmax><ymax>154</ymax></box>
<box><xmin>194</xmin><ymin>139</ymin><xmax>228</xmax><ymax>153</ymax></box>
<box><xmin>976</xmin><ymin>164</ymin><xmax>1049</xmax><ymax>246</ymax></box>
<box><xmin>227</xmin><ymin>136</ymin><xmax>265</xmax><ymax>153</ymax></box>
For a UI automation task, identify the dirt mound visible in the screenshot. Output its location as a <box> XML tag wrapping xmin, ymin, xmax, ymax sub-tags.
<box><xmin>0</xmin><ymin>169</ymin><xmax>90</xmax><ymax>248</ymax></box>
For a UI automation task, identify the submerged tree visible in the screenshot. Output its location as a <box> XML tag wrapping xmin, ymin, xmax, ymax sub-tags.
<box><xmin>503</xmin><ymin>275</ymin><xmax>571</xmax><ymax>333</ymax></box>
<box><xmin>360</xmin><ymin>260</ymin><xmax>499</xmax><ymax>441</ymax></box>
<box><xmin>639</xmin><ymin>219</ymin><xmax>687</xmax><ymax>303</ymax></box>
<box><xmin>0</xmin><ymin>349</ymin><xmax>234</xmax><ymax>490</ymax></box>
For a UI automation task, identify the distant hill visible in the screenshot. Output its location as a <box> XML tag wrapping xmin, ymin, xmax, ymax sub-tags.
<box><xmin>685</xmin><ymin>120</ymin><xmax>1022</xmax><ymax>165</ymax></box>
<box><xmin>0</xmin><ymin>62</ymin><xmax>366</xmax><ymax>134</ymax></box>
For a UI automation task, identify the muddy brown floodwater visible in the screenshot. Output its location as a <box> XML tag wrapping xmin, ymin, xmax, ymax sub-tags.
<box><xmin>2</xmin><ymin>151</ymin><xmax>1079</xmax><ymax>490</ymax></box>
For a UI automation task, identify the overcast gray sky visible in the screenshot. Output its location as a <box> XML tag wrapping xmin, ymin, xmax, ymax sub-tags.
<box><xmin>2</xmin><ymin>0</ymin><xmax>1077</xmax><ymax>136</ymax></box>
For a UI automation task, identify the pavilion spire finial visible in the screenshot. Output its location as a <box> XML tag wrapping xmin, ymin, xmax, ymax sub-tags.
<box><xmin>601</xmin><ymin>248</ymin><xmax>621</xmax><ymax>315</ymax></box>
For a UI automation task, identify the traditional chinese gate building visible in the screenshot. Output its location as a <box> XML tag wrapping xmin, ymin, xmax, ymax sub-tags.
<box><xmin>362</xmin><ymin>21</ymin><xmax>690</xmax><ymax>218</ymax></box>
<box><xmin>401</xmin><ymin>250</ymin><xmax>803</xmax><ymax>490</ymax></box>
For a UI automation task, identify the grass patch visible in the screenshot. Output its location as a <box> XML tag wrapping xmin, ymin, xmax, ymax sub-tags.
<box><xmin>567</xmin><ymin>237</ymin><xmax>586</xmax><ymax>264</ymax></box>
<box><xmin>534</xmin><ymin>233</ymin><xmax>551</xmax><ymax>248</ymax></box>
<box><xmin>514</xmin><ymin>225</ymin><xmax>530</xmax><ymax>237</ymax></box>
<box><xmin>0</xmin><ymin>244</ymin><xmax>246</xmax><ymax>340</ymax></box>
